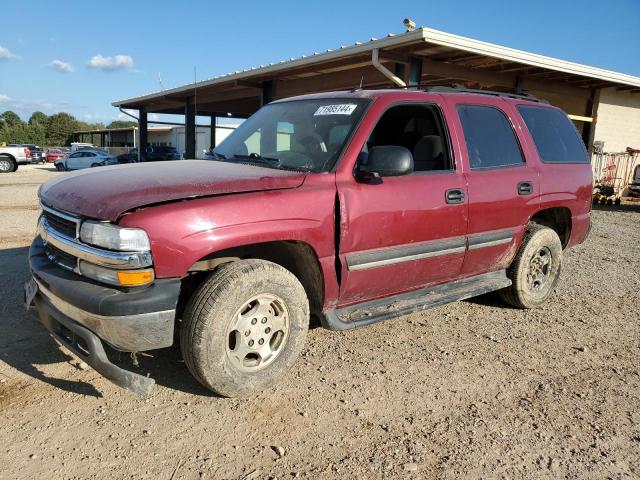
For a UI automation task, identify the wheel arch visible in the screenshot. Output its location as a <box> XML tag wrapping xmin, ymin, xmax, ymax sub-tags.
<box><xmin>528</xmin><ymin>206</ymin><xmax>572</xmax><ymax>248</ymax></box>
<box><xmin>179</xmin><ymin>240</ymin><xmax>324</xmax><ymax>319</ymax></box>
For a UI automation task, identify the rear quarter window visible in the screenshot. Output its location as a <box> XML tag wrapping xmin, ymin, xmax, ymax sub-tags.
<box><xmin>517</xmin><ymin>105</ymin><xmax>589</xmax><ymax>163</ymax></box>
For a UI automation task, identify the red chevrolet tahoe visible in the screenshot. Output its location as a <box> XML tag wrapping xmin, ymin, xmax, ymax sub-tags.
<box><xmin>26</xmin><ymin>87</ymin><xmax>592</xmax><ymax>396</ymax></box>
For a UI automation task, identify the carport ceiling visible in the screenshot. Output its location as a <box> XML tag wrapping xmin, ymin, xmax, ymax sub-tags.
<box><xmin>113</xmin><ymin>27</ymin><xmax>640</xmax><ymax>116</ymax></box>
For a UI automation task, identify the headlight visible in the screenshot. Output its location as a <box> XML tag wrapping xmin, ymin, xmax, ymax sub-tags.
<box><xmin>79</xmin><ymin>261</ymin><xmax>154</xmax><ymax>287</ymax></box>
<box><xmin>80</xmin><ymin>221</ymin><xmax>151</xmax><ymax>251</ymax></box>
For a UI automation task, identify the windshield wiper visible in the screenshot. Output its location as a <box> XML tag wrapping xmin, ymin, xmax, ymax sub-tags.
<box><xmin>208</xmin><ymin>150</ymin><xmax>227</xmax><ymax>160</ymax></box>
<box><xmin>232</xmin><ymin>153</ymin><xmax>280</xmax><ymax>165</ymax></box>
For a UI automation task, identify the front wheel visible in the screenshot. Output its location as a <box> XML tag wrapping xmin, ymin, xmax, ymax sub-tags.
<box><xmin>499</xmin><ymin>224</ymin><xmax>563</xmax><ymax>309</ymax></box>
<box><xmin>55</xmin><ymin>163</ymin><xmax>65</xmax><ymax>171</ymax></box>
<box><xmin>180</xmin><ymin>260</ymin><xmax>309</xmax><ymax>397</ymax></box>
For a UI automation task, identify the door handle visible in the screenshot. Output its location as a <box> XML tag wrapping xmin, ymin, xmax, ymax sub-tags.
<box><xmin>518</xmin><ymin>181</ymin><xmax>533</xmax><ymax>195</ymax></box>
<box><xmin>445</xmin><ymin>189</ymin><xmax>465</xmax><ymax>204</ymax></box>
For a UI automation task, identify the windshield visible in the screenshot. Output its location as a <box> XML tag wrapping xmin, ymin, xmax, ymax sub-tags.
<box><xmin>211</xmin><ymin>98</ymin><xmax>369</xmax><ymax>172</ymax></box>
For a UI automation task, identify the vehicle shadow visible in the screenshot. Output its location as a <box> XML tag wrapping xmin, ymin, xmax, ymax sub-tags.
<box><xmin>0</xmin><ymin>246</ymin><xmax>103</xmax><ymax>397</ymax></box>
<box><xmin>33</xmin><ymin>165</ymin><xmax>58</xmax><ymax>172</ymax></box>
<box><xmin>464</xmin><ymin>291</ymin><xmax>515</xmax><ymax>309</ymax></box>
<box><xmin>108</xmin><ymin>344</ymin><xmax>216</xmax><ymax>397</ymax></box>
<box><xmin>593</xmin><ymin>202</ymin><xmax>640</xmax><ymax>213</ymax></box>
<box><xmin>0</xmin><ymin>245</ymin><xmax>215</xmax><ymax>397</ymax></box>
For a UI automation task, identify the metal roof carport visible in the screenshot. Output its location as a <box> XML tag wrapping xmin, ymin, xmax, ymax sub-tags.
<box><xmin>112</xmin><ymin>26</ymin><xmax>640</xmax><ymax>158</ymax></box>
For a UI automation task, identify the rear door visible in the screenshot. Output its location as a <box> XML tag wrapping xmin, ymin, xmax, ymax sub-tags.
<box><xmin>336</xmin><ymin>98</ymin><xmax>469</xmax><ymax>305</ymax></box>
<box><xmin>447</xmin><ymin>97</ymin><xmax>540</xmax><ymax>276</ymax></box>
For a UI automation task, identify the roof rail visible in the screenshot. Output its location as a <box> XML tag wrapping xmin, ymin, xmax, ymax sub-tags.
<box><xmin>425</xmin><ymin>84</ymin><xmax>548</xmax><ymax>103</ymax></box>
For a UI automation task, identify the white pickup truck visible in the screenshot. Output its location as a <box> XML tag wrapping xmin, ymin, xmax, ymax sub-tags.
<box><xmin>0</xmin><ymin>145</ymin><xmax>31</xmax><ymax>173</ymax></box>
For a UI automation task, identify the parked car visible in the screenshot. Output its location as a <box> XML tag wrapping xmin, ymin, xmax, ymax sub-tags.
<box><xmin>0</xmin><ymin>144</ymin><xmax>31</xmax><ymax>172</ymax></box>
<box><xmin>54</xmin><ymin>149</ymin><xmax>117</xmax><ymax>171</ymax></box>
<box><xmin>117</xmin><ymin>147</ymin><xmax>138</xmax><ymax>163</ymax></box>
<box><xmin>117</xmin><ymin>146</ymin><xmax>181</xmax><ymax>163</ymax></box>
<box><xmin>44</xmin><ymin>148</ymin><xmax>67</xmax><ymax>163</ymax></box>
<box><xmin>9</xmin><ymin>144</ymin><xmax>43</xmax><ymax>164</ymax></box>
<box><xmin>27</xmin><ymin>88</ymin><xmax>592</xmax><ymax>397</ymax></box>
<box><xmin>70</xmin><ymin>142</ymin><xmax>95</xmax><ymax>152</ymax></box>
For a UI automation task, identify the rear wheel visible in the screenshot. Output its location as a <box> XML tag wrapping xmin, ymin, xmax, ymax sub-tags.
<box><xmin>180</xmin><ymin>259</ymin><xmax>309</xmax><ymax>397</ymax></box>
<box><xmin>0</xmin><ymin>156</ymin><xmax>16</xmax><ymax>173</ymax></box>
<box><xmin>499</xmin><ymin>224</ymin><xmax>562</xmax><ymax>309</ymax></box>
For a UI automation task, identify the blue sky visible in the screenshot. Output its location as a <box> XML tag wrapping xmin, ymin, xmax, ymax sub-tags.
<box><xmin>1</xmin><ymin>0</ymin><xmax>639</xmax><ymax>123</ymax></box>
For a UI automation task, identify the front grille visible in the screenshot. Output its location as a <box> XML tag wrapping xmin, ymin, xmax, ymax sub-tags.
<box><xmin>43</xmin><ymin>210</ymin><xmax>77</xmax><ymax>238</ymax></box>
<box><xmin>44</xmin><ymin>243</ymin><xmax>77</xmax><ymax>271</ymax></box>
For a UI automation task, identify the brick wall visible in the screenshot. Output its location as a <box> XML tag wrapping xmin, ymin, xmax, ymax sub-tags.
<box><xmin>593</xmin><ymin>88</ymin><xmax>640</xmax><ymax>153</ymax></box>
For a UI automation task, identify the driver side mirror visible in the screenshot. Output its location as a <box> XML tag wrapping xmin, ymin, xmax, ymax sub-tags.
<box><xmin>357</xmin><ymin>145</ymin><xmax>413</xmax><ymax>179</ymax></box>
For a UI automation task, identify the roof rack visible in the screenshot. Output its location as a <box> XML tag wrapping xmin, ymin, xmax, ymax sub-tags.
<box><xmin>425</xmin><ymin>84</ymin><xmax>548</xmax><ymax>103</ymax></box>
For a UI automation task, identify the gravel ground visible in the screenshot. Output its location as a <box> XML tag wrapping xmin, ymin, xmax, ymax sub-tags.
<box><xmin>0</xmin><ymin>164</ymin><xmax>639</xmax><ymax>479</ymax></box>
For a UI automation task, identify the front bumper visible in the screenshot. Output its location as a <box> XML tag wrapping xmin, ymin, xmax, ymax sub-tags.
<box><xmin>28</xmin><ymin>237</ymin><xmax>181</xmax><ymax>394</ymax></box>
<box><xmin>31</xmin><ymin>288</ymin><xmax>156</xmax><ymax>396</ymax></box>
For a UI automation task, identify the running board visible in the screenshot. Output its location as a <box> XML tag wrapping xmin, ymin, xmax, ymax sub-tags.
<box><xmin>321</xmin><ymin>270</ymin><xmax>511</xmax><ymax>330</ymax></box>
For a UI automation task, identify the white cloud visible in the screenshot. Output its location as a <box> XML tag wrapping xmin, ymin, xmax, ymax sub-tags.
<box><xmin>0</xmin><ymin>95</ymin><xmax>84</xmax><ymax>119</ymax></box>
<box><xmin>87</xmin><ymin>54</ymin><xmax>134</xmax><ymax>71</ymax></box>
<box><xmin>0</xmin><ymin>46</ymin><xmax>18</xmax><ymax>60</ymax></box>
<box><xmin>83</xmin><ymin>113</ymin><xmax>107</xmax><ymax>121</ymax></box>
<box><xmin>49</xmin><ymin>59</ymin><xmax>74</xmax><ymax>73</ymax></box>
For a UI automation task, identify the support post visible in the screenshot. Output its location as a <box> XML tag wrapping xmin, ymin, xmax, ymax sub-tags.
<box><xmin>210</xmin><ymin>116</ymin><xmax>217</xmax><ymax>149</ymax></box>
<box><xmin>407</xmin><ymin>57</ymin><xmax>422</xmax><ymax>88</ymax></box>
<box><xmin>138</xmin><ymin>109</ymin><xmax>148</xmax><ymax>162</ymax></box>
<box><xmin>185</xmin><ymin>99</ymin><xmax>196</xmax><ymax>158</ymax></box>
<box><xmin>394</xmin><ymin>63</ymin><xmax>406</xmax><ymax>84</ymax></box>
<box><xmin>261</xmin><ymin>80</ymin><xmax>274</xmax><ymax>106</ymax></box>
<box><xmin>583</xmin><ymin>89</ymin><xmax>598</xmax><ymax>152</ymax></box>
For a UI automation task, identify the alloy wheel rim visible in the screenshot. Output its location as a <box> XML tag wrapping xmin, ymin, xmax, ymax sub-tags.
<box><xmin>527</xmin><ymin>246</ymin><xmax>552</xmax><ymax>291</ymax></box>
<box><xmin>0</xmin><ymin>159</ymin><xmax>11</xmax><ymax>172</ymax></box>
<box><xmin>226</xmin><ymin>294</ymin><xmax>289</xmax><ymax>372</ymax></box>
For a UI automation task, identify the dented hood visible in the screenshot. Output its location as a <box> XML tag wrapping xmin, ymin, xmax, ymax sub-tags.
<box><xmin>39</xmin><ymin>160</ymin><xmax>306</xmax><ymax>221</ymax></box>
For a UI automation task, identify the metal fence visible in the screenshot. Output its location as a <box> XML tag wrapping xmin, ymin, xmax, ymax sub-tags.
<box><xmin>102</xmin><ymin>147</ymin><xmax>131</xmax><ymax>156</ymax></box>
<box><xmin>591</xmin><ymin>151</ymin><xmax>640</xmax><ymax>195</ymax></box>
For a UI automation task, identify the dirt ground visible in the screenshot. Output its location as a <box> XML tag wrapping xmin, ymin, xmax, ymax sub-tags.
<box><xmin>1</xmin><ymin>164</ymin><xmax>639</xmax><ymax>480</ymax></box>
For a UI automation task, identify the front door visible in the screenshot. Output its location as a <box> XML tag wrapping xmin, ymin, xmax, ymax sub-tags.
<box><xmin>337</xmin><ymin>100</ymin><xmax>468</xmax><ymax>305</ymax></box>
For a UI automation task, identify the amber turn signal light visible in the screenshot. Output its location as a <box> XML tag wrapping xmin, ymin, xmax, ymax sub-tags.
<box><xmin>117</xmin><ymin>270</ymin><xmax>155</xmax><ymax>286</ymax></box>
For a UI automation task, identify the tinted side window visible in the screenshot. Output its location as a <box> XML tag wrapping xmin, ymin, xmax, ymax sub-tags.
<box><xmin>517</xmin><ymin>105</ymin><xmax>589</xmax><ymax>163</ymax></box>
<box><xmin>457</xmin><ymin>105</ymin><xmax>524</xmax><ymax>169</ymax></box>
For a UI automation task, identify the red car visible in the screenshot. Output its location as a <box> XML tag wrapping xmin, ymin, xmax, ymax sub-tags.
<box><xmin>27</xmin><ymin>87</ymin><xmax>592</xmax><ymax>396</ymax></box>
<box><xmin>45</xmin><ymin>148</ymin><xmax>67</xmax><ymax>163</ymax></box>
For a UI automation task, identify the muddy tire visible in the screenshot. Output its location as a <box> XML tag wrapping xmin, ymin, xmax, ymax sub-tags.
<box><xmin>0</xmin><ymin>156</ymin><xmax>16</xmax><ymax>173</ymax></box>
<box><xmin>499</xmin><ymin>224</ymin><xmax>563</xmax><ymax>309</ymax></box>
<box><xmin>180</xmin><ymin>259</ymin><xmax>309</xmax><ymax>397</ymax></box>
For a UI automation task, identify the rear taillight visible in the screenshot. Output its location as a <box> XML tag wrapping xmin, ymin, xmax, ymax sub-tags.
<box><xmin>25</xmin><ymin>148</ymin><xmax>31</xmax><ymax>158</ymax></box>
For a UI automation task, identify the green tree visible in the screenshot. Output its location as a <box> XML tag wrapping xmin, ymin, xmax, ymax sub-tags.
<box><xmin>0</xmin><ymin>110</ymin><xmax>23</xmax><ymax>127</ymax></box>
<box><xmin>29</xmin><ymin>111</ymin><xmax>48</xmax><ymax>126</ymax></box>
<box><xmin>107</xmin><ymin>120</ymin><xmax>137</xmax><ymax>129</ymax></box>
<box><xmin>0</xmin><ymin>123</ymin><xmax>45</xmax><ymax>145</ymax></box>
<box><xmin>45</xmin><ymin>112</ymin><xmax>79</xmax><ymax>146</ymax></box>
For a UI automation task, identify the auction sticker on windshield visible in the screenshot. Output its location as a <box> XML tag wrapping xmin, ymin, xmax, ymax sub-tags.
<box><xmin>314</xmin><ymin>104</ymin><xmax>358</xmax><ymax>116</ymax></box>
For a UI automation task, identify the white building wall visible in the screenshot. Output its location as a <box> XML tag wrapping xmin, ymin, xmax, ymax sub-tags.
<box><xmin>593</xmin><ymin>88</ymin><xmax>640</xmax><ymax>153</ymax></box>
<box><xmin>146</xmin><ymin>124</ymin><xmax>237</xmax><ymax>158</ymax></box>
